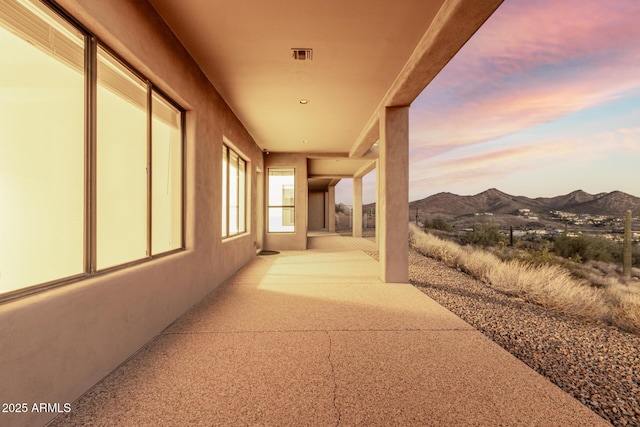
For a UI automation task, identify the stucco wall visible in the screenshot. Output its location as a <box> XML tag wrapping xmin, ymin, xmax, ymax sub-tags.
<box><xmin>263</xmin><ymin>153</ymin><xmax>308</xmax><ymax>251</ymax></box>
<box><xmin>0</xmin><ymin>1</ymin><xmax>263</xmax><ymax>426</ymax></box>
<box><xmin>308</xmin><ymin>192</ymin><xmax>326</xmax><ymax>230</ymax></box>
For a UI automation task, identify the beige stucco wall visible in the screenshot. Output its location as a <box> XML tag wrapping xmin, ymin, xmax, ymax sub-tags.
<box><xmin>378</xmin><ymin>106</ymin><xmax>409</xmax><ymax>283</ymax></box>
<box><xmin>308</xmin><ymin>192</ymin><xmax>326</xmax><ymax>230</ymax></box>
<box><xmin>263</xmin><ymin>153</ymin><xmax>308</xmax><ymax>250</ymax></box>
<box><xmin>0</xmin><ymin>1</ymin><xmax>263</xmax><ymax>426</ymax></box>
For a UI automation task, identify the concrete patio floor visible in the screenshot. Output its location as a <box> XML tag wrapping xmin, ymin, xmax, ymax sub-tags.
<box><xmin>49</xmin><ymin>234</ymin><xmax>608</xmax><ymax>426</ymax></box>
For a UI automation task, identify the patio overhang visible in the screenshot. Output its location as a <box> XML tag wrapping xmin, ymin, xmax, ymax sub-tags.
<box><xmin>148</xmin><ymin>0</ymin><xmax>502</xmax><ymax>162</ymax></box>
<box><xmin>148</xmin><ymin>0</ymin><xmax>503</xmax><ymax>281</ymax></box>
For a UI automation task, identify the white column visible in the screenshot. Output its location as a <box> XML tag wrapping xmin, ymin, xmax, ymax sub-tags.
<box><xmin>378</xmin><ymin>106</ymin><xmax>409</xmax><ymax>283</ymax></box>
<box><xmin>352</xmin><ymin>177</ymin><xmax>363</xmax><ymax>237</ymax></box>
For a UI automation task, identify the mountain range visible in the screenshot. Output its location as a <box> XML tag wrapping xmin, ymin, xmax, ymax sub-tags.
<box><xmin>408</xmin><ymin>189</ymin><xmax>640</xmax><ymax>218</ymax></box>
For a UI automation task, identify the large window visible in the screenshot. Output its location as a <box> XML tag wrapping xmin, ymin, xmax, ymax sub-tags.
<box><xmin>0</xmin><ymin>0</ymin><xmax>184</xmax><ymax>298</ymax></box>
<box><xmin>222</xmin><ymin>144</ymin><xmax>247</xmax><ymax>238</ymax></box>
<box><xmin>268</xmin><ymin>168</ymin><xmax>295</xmax><ymax>233</ymax></box>
<box><xmin>0</xmin><ymin>0</ymin><xmax>85</xmax><ymax>291</ymax></box>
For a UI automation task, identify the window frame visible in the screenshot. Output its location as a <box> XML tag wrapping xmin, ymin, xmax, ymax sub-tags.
<box><xmin>0</xmin><ymin>0</ymin><xmax>186</xmax><ymax>304</ymax></box>
<box><xmin>222</xmin><ymin>142</ymin><xmax>248</xmax><ymax>239</ymax></box>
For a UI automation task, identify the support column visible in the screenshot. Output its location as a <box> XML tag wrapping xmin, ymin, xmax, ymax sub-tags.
<box><xmin>328</xmin><ymin>185</ymin><xmax>336</xmax><ymax>232</ymax></box>
<box><xmin>324</xmin><ymin>192</ymin><xmax>329</xmax><ymax>229</ymax></box>
<box><xmin>352</xmin><ymin>177</ymin><xmax>363</xmax><ymax>237</ymax></box>
<box><xmin>378</xmin><ymin>106</ymin><xmax>409</xmax><ymax>283</ymax></box>
<box><xmin>375</xmin><ymin>159</ymin><xmax>380</xmax><ymax>248</ymax></box>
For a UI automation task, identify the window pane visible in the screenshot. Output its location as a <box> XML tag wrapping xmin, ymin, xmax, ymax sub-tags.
<box><xmin>222</xmin><ymin>145</ymin><xmax>227</xmax><ymax>237</ymax></box>
<box><xmin>268</xmin><ymin>208</ymin><xmax>295</xmax><ymax>233</ymax></box>
<box><xmin>0</xmin><ymin>0</ymin><xmax>85</xmax><ymax>293</ymax></box>
<box><xmin>222</xmin><ymin>144</ymin><xmax>248</xmax><ymax>238</ymax></box>
<box><xmin>268</xmin><ymin>168</ymin><xmax>295</xmax><ymax>233</ymax></box>
<box><xmin>96</xmin><ymin>46</ymin><xmax>148</xmax><ymax>269</ymax></box>
<box><xmin>151</xmin><ymin>91</ymin><xmax>182</xmax><ymax>254</ymax></box>
<box><xmin>238</xmin><ymin>158</ymin><xmax>246</xmax><ymax>233</ymax></box>
<box><xmin>229</xmin><ymin>150</ymin><xmax>238</xmax><ymax>234</ymax></box>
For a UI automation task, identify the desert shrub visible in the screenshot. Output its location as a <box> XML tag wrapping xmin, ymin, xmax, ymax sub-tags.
<box><xmin>588</xmin><ymin>260</ymin><xmax>620</xmax><ymax>276</ymax></box>
<box><xmin>486</xmin><ymin>261</ymin><xmax>608</xmax><ymax>321</ymax></box>
<box><xmin>633</xmin><ymin>244</ymin><xmax>640</xmax><ymax>268</ymax></box>
<box><xmin>515</xmin><ymin>245</ymin><xmax>558</xmax><ymax>267</ymax></box>
<box><xmin>532</xmin><ymin>246</ymin><xmax>557</xmax><ymax>266</ymax></box>
<box><xmin>410</xmin><ymin>226</ymin><xmax>466</xmax><ymax>268</ymax></box>
<box><xmin>491</xmin><ymin>241</ymin><xmax>558</xmax><ymax>267</ymax></box>
<box><xmin>408</xmin><ymin>223</ymin><xmax>640</xmax><ymax>335</ymax></box>
<box><xmin>422</xmin><ymin>216</ymin><xmax>453</xmax><ymax>232</ymax></box>
<box><xmin>335</xmin><ymin>203</ymin><xmax>348</xmax><ymax>214</ymax></box>
<box><xmin>459</xmin><ymin>249</ymin><xmax>499</xmax><ymax>283</ymax></box>
<box><xmin>605</xmin><ymin>282</ymin><xmax>640</xmax><ymax>334</ymax></box>
<box><xmin>552</xmin><ymin>234</ymin><xmax>618</xmax><ymax>263</ymax></box>
<box><xmin>462</xmin><ymin>222</ymin><xmax>506</xmax><ymax>247</ymax></box>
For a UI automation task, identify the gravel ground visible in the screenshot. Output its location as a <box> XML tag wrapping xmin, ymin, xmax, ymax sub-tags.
<box><xmin>408</xmin><ymin>249</ymin><xmax>640</xmax><ymax>427</ymax></box>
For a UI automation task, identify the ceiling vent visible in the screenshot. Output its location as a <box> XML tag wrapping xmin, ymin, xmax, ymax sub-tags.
<box><xmin>292</xmin><ymin>48</ymin><xmax>313</xmax><ymax>61</ymax></box>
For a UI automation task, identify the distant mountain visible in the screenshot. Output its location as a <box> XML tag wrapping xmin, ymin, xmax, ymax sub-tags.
<box><xmin>408</xmin><ymin>189</ymin><xmax>640</xmax><ymax>218</ymax></box>
<box><xmin>566</xmin><ymin>191</ymin><xmax>640</xmax><ymax>216</ymax></box>
<box><xmin>410</xmin><ymin>188</ymin><xmax>539</xmax><ymax>216</ymax></box>
<box><xmin>535</xmin><ymin>190</ymin><xmax>599</xmax><ymax>210</ymax></box>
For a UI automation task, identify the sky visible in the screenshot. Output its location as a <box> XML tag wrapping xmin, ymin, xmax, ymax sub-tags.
<box><xmin>336</xmin><ymin>0</ymin><xmax>640</xmax><ymax>205</ymax></box>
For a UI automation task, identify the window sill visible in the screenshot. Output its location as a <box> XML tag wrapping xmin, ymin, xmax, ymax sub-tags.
<box><xmin>222</xmin><ymin>232</ymin><xmax>249</xmax><ymax>243</ymax></box>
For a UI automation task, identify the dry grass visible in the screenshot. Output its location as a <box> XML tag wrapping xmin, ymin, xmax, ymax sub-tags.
<box><xmin>409</xmin><ymin>224</ymin><xmax>640</xmax><ymax>335</ymax></box>
<box><xmin>606</xmin><ymin>282</ymin><xmax>640</xmax><ymax>333</ymax></box>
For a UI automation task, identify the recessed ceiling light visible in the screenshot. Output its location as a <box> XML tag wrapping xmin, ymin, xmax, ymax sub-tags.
<box><xmin>299</xmin><ymin>99</ymin><xmax>309</xmax><ymax>104</ymax></box>
<box><xmin>302</xmin><ymin>140</ymin><xmax>308</xmax><ymax>144</ymax></box>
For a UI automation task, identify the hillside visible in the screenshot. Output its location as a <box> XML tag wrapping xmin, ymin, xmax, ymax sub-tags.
<box><xmin>408</xmin><ymin>189</ymin><xmax>640</xmax><ymax>219</ymax></box>
<box><xmin>535</xmin><ymin>190</ymin><xmax>601</xmax><ymax>210</ymax></box>
<box><xmin>410</xmin><ymin>188</ymin><xmax>541</xmax><ymax>216</ymax></box>
<box><xmin>566</xmin><ymin>191</ymin><xmax>640</xmax><ymax>216</ymax></box>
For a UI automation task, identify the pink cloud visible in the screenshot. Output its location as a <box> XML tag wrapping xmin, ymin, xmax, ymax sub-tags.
<box><xmin>409</xmin><ymin>131</ymin><xmax>640</xmax><ymax>199</ymax></box>
<box><xmin>409</xmin><ymin>129</ymin><xmax>629</xmax><ymax>197</ymax></box>
<box><xmin>409</xmin><ymin>168</ymin><xmax>514</xmax><ymax>199</ymax></box>
<box><xmin>410</xmin><ymin>0</ymin><xmax>640</xmax><ymax>152</ymax></box>
<box><xmin>423</xmin><ymin>140</ymin><xmax>579</xmax><ymax>174</ymax></box>
<box><xmin>413</xmin><ymin>65</ymin><xmax>640</xmax><ymax>147</ymax></box>
<box><xmin>408</xmin><ymin>144</ymin><xmax>454</xmax><ymax>162</ymax></box>
<box><xmin>596</xmin><ymin>128</ymin><xmax>640</xmax><ymax>153</ymax></box>
<box><xmin>440</xmin><ymin>0</ymin><xmax>640</xmax><ymax>85</ymax></box>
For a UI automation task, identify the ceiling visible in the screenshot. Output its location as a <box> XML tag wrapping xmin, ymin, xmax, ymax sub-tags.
<box><xmin>147</xmin><ymin>0</ymin><xmax>501</xmax><ymax>185</ymax></box>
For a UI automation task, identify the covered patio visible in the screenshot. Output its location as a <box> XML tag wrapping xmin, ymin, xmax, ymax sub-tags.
<box><xmin>0</xmin><ymin>1</ymin><xmax>608</xmax><ymax>425</ymax></box>
<box><xmin>49</xmin><ymin>235</ymin><xmax>606</xmax><ymax>426</ymax></box>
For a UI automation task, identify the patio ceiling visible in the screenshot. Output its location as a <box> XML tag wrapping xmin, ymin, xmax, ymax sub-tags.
<box><xmin>148</xmin><ymin>0</ymin><xmax>502</xmax><ymax>179</ymax></box>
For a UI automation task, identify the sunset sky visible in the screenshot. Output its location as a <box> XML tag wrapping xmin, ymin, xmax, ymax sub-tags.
<box><xmin>336</xmin><ymin>0</ymin><xmax>640</xmax><ymax>205</ymax></box>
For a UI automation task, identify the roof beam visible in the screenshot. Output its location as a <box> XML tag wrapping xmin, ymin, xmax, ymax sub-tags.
<box><xmin>308</xmin><ymin>174</ymin><xmax>353</xmax><ymax>179</ymax></box>
<box><xmin>354</xmin><ymin>159</ymin><xmax>377</xmax><ymax>179</ymax></box>
<box><xmin>349</xmin><ymin>115</ymin><xmax>379</xmax><ymax>158</ymax></box>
